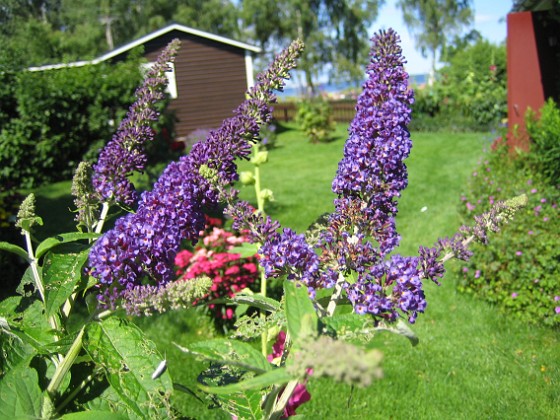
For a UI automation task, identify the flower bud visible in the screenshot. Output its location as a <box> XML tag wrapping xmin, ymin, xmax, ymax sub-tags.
<box><xmin>239</xmin><ymin>171</ymin><xmax>255</xmax><ymax>185</ymax></box>
<box><xmin>259</xmin><ymin>188</ymin><xmax>275</xmax><ymax>202</ymax></box>
<box><xmin>250</xmin><ymin>150</ymin><xmax>268</xmax><ymax>165</ymax></box>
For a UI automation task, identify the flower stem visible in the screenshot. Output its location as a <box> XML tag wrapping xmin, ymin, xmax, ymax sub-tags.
<box><xmin>23</xmin><ymin>230</ymin><xmax>62</xmax><ymax>337</ymax></box>
<box><xmin>47</xmin><ymin>326</ymin><xmax>84</xmax><ymax>395</ymax></box>
<box><xmin>326</xmin><ymin>272</ymin><xmax>347</xmax><ymax>316</ymax></box>
<box><xmin>94</xmin><ymin>201</ymin><xmax>110</xmax><ymax>234</ymax></box>
<box><xmin>268</xmin><ymin>379</ymin><xmax>300</xmax><ymax>420</ymax></box>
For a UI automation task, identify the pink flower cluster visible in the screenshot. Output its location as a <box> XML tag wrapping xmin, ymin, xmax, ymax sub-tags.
<box><xmin>174</xmin><ymin>216</ymin><xmax>259</xmax><ymax>320</ymax></box>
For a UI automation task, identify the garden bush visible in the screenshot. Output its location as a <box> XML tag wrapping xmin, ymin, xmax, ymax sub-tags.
<box><xmin>0</xmin><ymin>50</ymin><xmax>175</xmax><ymax>189</ymax></box>
<box><xmin>295</xmin><ymin>97</ymin><xmax>336</xmax><ymax>143</ymax></box>
<box><xmin>410</xmin><ymin>38</ymin><xmax>506</xmax><ymax>132</ymax></box>
<box><xmin>457</xmin><ymin>142</ymin><xmax>559</xmax><ymax>327</ymax></box>
<box><xmin>526</xmin><ymin>98</ymin><xmax>560</xmax><ymax>185</ymax></box>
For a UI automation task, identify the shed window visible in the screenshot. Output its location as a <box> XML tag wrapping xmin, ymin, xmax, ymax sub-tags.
<box><xmin>140</xmin><ymin>62</ymin><xmax>178</xmax><ymax>99</ymax></box>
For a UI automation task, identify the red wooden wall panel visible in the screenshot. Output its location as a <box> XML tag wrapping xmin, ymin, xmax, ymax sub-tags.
<box><xmin>507</xmin><ymin>11</ymin><xmax>545</xmax><ymax>151</ymax></box>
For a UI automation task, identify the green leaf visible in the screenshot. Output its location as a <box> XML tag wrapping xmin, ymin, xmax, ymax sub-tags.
<box><xmin>35</xmin><ymin>232</ymin><xmax>98</xmax><ymax>259</ymax></box>
<box><xmin>176</xmin><ymin>339</ymin><xmax>271</xmax><ymax>373</ymax></box>
<box><xmin>218</xmin><ymin>389</ymin><xmax>263</xmax><ymax>419</ymax></box>
<box><xmin>320</xmin><ymin>312</ymin><xmax>378</xmax><ymax>344</ymax></box>
<box><xmin>284</xmin><ymin>280</ymin><xmax>318</xmax><ymax>342</ymax></box>
<box><xmin>42</xmin><ymin>245</ymin><xmax>90</xmax><ymax>317</ymax></box>
<box><xmin>0</xmin><ymin>365</ymin><xmax>43</xmax><ymax>418</ymax></box>
<box><xmin>0</xmin><ymin>316</ymin><xmax>36</xmax><ymax>374</ymax></box>
<box><xmin>375</xmin><ymin>319</ymin><xmax>419</xmax><ymax>346</ymax></box>
<box><xmin>61</xmin><ymin>411</ymin><xmax>129</xmax><ymax>420</ymax></box>
<box><xmin>199</xmin><ymin>367</ymin><xmax>292</xmax><ymax>395</ymax></box>
<box><xmin>228</xmin><ymin>242</ymin><xmax>260</xmax><ymax>258</ymax></box>
<box><xmin>83</xmin><ymin>318</ymin><xmax>174</xmax><ymax>419</ymax></box>
<box><xmin>16</xmin><ymin>266</ymin><xmax>39</xmax><ymax>297</ymax></box>
<box><xmin>0</xmin><ymin>241</ymin><xmax>28</xmax><ymax>260</ymax></box>
<box><xmin>228</xmin><ymin>292</ymin><xmax>281</xmax><ymax>313</ymax></box>
<box><xmin>0</xmin><ymin>296</ymin><xmax>56</xmax><ymax>350</ymax></box>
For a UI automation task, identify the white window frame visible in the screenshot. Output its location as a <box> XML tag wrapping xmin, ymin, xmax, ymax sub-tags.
<box><xmin>140</xmin><ymin>61</ymin><xmax>178</xmax><ymax>99</ymax></box>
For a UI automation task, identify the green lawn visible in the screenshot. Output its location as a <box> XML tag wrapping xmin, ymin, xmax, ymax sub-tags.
<box><xmin>29</xmin><ymin>124</ymin><xmax>559</xmax><ymax>418</ymax></box>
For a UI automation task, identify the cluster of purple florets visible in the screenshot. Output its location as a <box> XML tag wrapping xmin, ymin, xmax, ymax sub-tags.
<box><xmin>89</xmin><ymin>40</ymin><xmax>304</xmax><ymax>307</ymax></box>
<box><xmin>92</xmin><ymin>39</ymin><xmax>181</xmax><ymax>207</ymax></box>
<box><xmin>260</xmin><ymin>228</ymin><xmax>320</xmax><ymax>287</ymax></box>
<box><xmin>331</xmin><ymin>29</ymin><xmax>413</xmax><ymax>254</ymax></box>
<box><xmin>244</xmin><ymin>29</ymin><xmax>431</xmax><ymax>322</ymax></box>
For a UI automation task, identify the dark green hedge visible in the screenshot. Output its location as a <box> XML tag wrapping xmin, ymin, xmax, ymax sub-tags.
<box><xmin>0</xmin><ymin>55</ymin><xmax>145</xmax><ymax>189</ymax></box>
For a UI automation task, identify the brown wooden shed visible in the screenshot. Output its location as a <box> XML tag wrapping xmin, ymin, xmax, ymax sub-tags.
<box><xmin>30</xmin><ymin>23</ymin><xmax>262</xmax><ymax>143</ymax></box>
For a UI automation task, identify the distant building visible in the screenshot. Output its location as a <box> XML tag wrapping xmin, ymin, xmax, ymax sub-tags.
<box><xmin>30</xmin><ymin>24</ymin><xmax>261</xmax><ymax>145</ymax></box>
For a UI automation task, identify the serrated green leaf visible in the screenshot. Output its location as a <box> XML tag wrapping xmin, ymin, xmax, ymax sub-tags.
<box><xmin>177</xmin><ymin>339</ymin><xmax>271</xmax><ymax>373</ymax></box>
<box><xmin>35</xmin><ymin>232</ymin><xmax>99</xmax><ymax>259</ymax></box>
<box><xmin>228</xmin><ymin>293</ymin><xmax>281</xmax><ymax>313</ymax></box>
<box><xmin>0</xmin><ymin>296</ymin><xmax>56</xmax><ymax>349</ymax></box>
<box><xmin>322</xmin><ymin>312</ymin><xmax>367</xmax><ymax>331</ymax></box>
<box><xmin>284</xmin><ymin>281</ymin><xmax>318</xmax><ymax>342</ymax></box>
<box><xmin>16</xmin><ymin>266</ymin><xmax>39</xmax><ymax>297</ymax></box>
<box><xmin>83</xmin><ymin>318</ymin><xmax>174</xmax><ymax>419</ymax></box>
<box><xmin>0</xmin><ymin>317</ymin><xmax>36</xmax><ymax>374</ymax></box>
<box><xmin>42</xmin><ymin>246</ymin><xmax>89</xmax><ymax>317</ymax></box>
<box><xmin>0</xmin><ymin>241</ymin><xmax>29</xmax><ymax>261</ymax></box>
<box><xmin>228</xmin><ymin>242</ymin><xmax>259</xmax><ymax>258</ymax></box>
<box><xmin>83</xmin><ymin>384</ymin><xmax>142</xmax><ymax>419</ymax></box>
<box><xmin>218</xmin><ymin>389</ymin><xmax>263</xmax><ymax>419</ymax></box>
<box><xmin>0</xmin><ymin>365</ymin><xmax>43</xmax><ymax>418</ymax></box>
<box><xmin>199</xmin><ymin>367</ymin><xmax>292</xmax><ymax>395</ymax></box>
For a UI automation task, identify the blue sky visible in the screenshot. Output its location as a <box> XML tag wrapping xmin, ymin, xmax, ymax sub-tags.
<box><xmin>377</xmin><ymin>0</ymin><xmax>512</xmax><ymax>74</ymax></box>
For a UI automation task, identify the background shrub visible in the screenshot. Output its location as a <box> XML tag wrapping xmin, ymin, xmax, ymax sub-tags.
<box><xmin>410</xmin><ymin>38</ymin><xmax>506</xmax><ymax>132</ymax></box>
<box><xmin>526</xmin><ymin>98</ymin><xmax>560</xmax><ymax>185</ymax></box>
<box><xmin>296</xmin><ymin>97</ymin><xmax>336</xmax><ymax>143</ymax></box>
<box><xmin>456</xmin><ymin>142</ymin><xmax>559</xmax><ymax>327</ymax></box>
<box><xmin>0</xmin><ymin>51</ymin><xmax>175</xmax><ymax>189</ymax></box>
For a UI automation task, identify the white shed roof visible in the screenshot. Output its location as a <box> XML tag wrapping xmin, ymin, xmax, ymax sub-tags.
<box><xmin>29</xmin><ymin>23</ymin><xmax>261</xmax><ymax>71</ymax></box>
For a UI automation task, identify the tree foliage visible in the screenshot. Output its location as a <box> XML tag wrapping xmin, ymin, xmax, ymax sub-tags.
<box><xmin>0</xmin><ymin>56</ymin><xmax>145</xmax><ymax>189</ymax></box>
<box><xmin>242</xmin><ymin>0</ymin><xmax>384</xmax><ymax>91</ymax></box>
<box><xmin>396</xmin><ymin>0</ymin><xmax>473</xmax><ymax>74</ymax></box>
<box><xmin>0</xmin><ymin>0</ymin><xmax>241</xmax><ymax>67</ymax></box>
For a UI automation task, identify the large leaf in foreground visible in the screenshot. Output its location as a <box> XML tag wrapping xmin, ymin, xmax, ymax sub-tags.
<box><xmin>42</xmin><ymin>244</ymin><xmax>89</xmax><ymax>317</ymax></box>
<box><xmin>284</xmin><ymin>280</ymin><xmax>318</xmax><ymax>342</ymax></box>
<box><xmin>217</xmin><ymin>388</ymin><xmax>263</xmax><ymax>420</ymax></box>
<box><xmin>178</xmin><ymin>339</ymin><xmax>271</xmax><ymax>373</ymax></box>
<box><xmin>0</xmin><ymin>365</ymin><xmax>43</xmax><ymax>418</ymax></box>
<box><xmin>83</xmin><ymin>318</ymin><xmax>173</xmax><ymax>419</ymax></box>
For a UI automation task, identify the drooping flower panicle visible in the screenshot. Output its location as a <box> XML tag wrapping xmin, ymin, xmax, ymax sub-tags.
<box><xmin>89</xmin><ymin>40</ymin><xmax>304</xmax><ymax>308</ymax></box>
<box><xmin>92</xmin><ymin>39</ymin><xmax>181</xmax><ymax>207</ymax></box>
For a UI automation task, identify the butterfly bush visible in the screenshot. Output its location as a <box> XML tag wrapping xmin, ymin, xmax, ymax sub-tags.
<box><xmin>89</xmin><ymin>40</ymin><xmax>304</xmax><ymax>308</ymax></box>
<box><xmin>89</xmin><ymin>29</ymin><xmax>525</xmax><ymax>327</ymax></box>
<box><xmin>229</xmin><ymin>29</ymin><xmax>525</xmax><ymax>326</ymax></box>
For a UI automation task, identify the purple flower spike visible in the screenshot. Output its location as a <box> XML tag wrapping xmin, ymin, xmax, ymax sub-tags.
<box><xmin>92</xmin><ymin>39</ymin><xmax>181</xmax><ymax>207</ymax></box>
<box><xmin>89</xmin><ymin>40</ymin><xmax>304</xmax><ymax>309</ymax></box>
<box><xmin>332</xmin><ymin>29</ymin><xmax>413</xmax><ymax>254</ymax></box>
<box><xmin>260</xmin><ymin>228</ymin><xmax>320</xmax><ymax>288</ymax></box>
